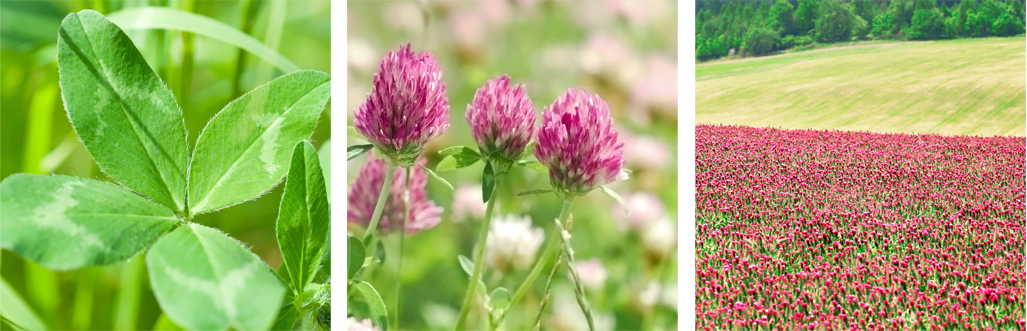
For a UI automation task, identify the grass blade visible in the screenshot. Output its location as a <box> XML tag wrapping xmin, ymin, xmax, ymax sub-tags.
<box><xmin>106</xmin><ymin>7</ymin><xmax>300</xmax><ymax>73</ymax></box>
<box><xmin>0</xmin><ymin>276</ymin><xmax>48</xmax><ymax>330</ymax></box>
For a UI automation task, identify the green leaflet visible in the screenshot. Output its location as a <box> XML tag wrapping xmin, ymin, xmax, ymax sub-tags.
<box><xmin>482</xmin><ymin>162</ymin><xmax>496</xmax><ymax>203</ymax></box>
<box><xmin>146</xmin><ymin>223</ymin><xmax>285</xmax><ymax>331</ymax></box>
<box><xmin>352</xmin><ymin>280</ymin><xmax>388</xmax><ymax>331</ymax></box>
<box><xmin>0</xmin><ymin>174</ymin><xmax>178</xmax><ymax>270</ymax></box>
<box><xmin>489</xmin><ymin>287</ymin><xmax>511</xmax><ymax>312</ymax></box>
<box><xmin>348</xmin><ymin>236</ymin><xmax>365</xmax><ymax>280</ymax></box>
<box><xmin>276</xmin><ymin>142</ymin><xmax>330</xmax><ymax>294</ymax></box>
<box><xmin>318</xmin><ymin>139</ymin><xmax>331</xmax><ymax>200</ymax></box>
<box><xmin>457</xmin><ymin>255</ymin><xmax>474</xmax><ymax>277</ymax></box>
<box><xmin>57</xmin><ymin>10</ymin><xmax>189</xmax><ymax>212</ymax></box>
<box><xmin>320</xmin><ymin>228</ymin><xmax>331</xmax><ymax>275</ymax></box>
<box><xmin>434</xmin><ymin>147</ymin><xmax>481</xmax><ymax>172</ymax></box>
<box><xmin>598</xmin><ymin>186</ymin><xmax>629</xmax><ymax>215</ymax></box>
<box><xmin>187</xmin><ymin>70</ymin><xmax>330</xmax><ymax>215</ymax></box>
<box><xmin>347</xmin><ymin>144</ymin><xmax>373</xmax><ymax>161</ymax></box>
<box><xmin>270</xmin><ymin>305</ymin><xmax>298</xmax><ymax>331</ymax></box>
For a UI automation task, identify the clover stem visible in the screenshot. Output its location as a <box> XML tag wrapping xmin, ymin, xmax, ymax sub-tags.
<box><xmin>394</xmin><ymin>167</ymin><xmax>411</xmax><ymax>330</ymax></box>
<box><xmin>555</xmin><ymin>216</ymin><xmax>596</xmax><ymax>331</ymax></box>
<box><xmin>533</xmin><ymin>245</ymin><xmax>563</xmax><ymax>331</ymax></box>
<box><xmin>453</xmin><ymin>173</ymin><xmax>503</xmax><ymax>331</ymax></box>
<box><xmin>362</xmin><ymin>163</ymin><xmax>396</xmax><ymax>243</ymax></box>
<box><xmin>496</xmin><ymin>198</ymin><xmax>576</xmax><ymax>326</ymax></box>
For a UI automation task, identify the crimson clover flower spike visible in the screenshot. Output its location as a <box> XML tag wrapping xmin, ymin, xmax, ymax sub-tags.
<box><xmin>353</xmin><ymin>43</ymin><xmax>450</xmax><ymax>167</ymax></box>
<box><xmin>465</xmin><ymin>74</ymin><xmax>537</xmax><ymax>165</ymax></box>
<box><xmin>347</xmin><ymin>154</ymin><xmax>443</xmax><ymax>235</ymax></box>
<box><xmin>534</xmin><ymin>88</ymin><xmax>625</xmax><ymax>197</ymax></box>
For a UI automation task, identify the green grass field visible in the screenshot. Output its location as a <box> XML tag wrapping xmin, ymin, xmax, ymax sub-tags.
<box><xmin>696</xmin><ymin>37</ymin><xmax>1026</xmax><ymax>137</ymax></box>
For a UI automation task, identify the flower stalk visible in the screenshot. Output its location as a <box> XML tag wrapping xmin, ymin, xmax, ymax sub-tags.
<box><xmin>362</xmin><ymin>163</ymin><xmax>396</xmax><ymax>243</ymax></box>
<box><xmin>497</xmin><ymin>198</ymin><xmax>575</xmax><ymax>325</ymax></box>
<box><xmin>532</xmin><ymin>248</ymin><xmax>562</xmax><ymax>331</ymax></box>
<box><xmin>453</xmin><ymin>167</ymin><xmax>504</xmax><ymax>331</ymax></box>
<box><xmin>555</xmin><ymin>215</ymin><xmax>596</xmax><ymax>331</ymax></box>
<box><xmin>529</xmin><ymin>197</ymin><xmax>579</xmax><ymax>328</ymax></box>
<box><xmin>394</xmin><ymin>167</ymin><xmax>412</xmax><ymax>330</ymax></box>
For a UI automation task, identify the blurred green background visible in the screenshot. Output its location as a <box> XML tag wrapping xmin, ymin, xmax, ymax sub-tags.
<box><xmin>0</xmin><ymin>0</ymin><xmax>329</xmax><ymax>329</ymax></box>
<box><xmin>347</xmin><ymin>1</ymin><xmax>678</xmax><ymax>330</ymax></box>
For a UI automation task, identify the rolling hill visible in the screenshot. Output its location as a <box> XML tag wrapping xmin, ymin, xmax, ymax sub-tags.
<box><xmin>696</xmin><ymin>38</ymin><xmax>1026</xmax><ymax>137</ymax></box>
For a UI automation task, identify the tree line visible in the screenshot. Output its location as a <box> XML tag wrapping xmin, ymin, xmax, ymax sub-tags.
<box><xmin>696</xmin><ymin>0</ymin><xmax>1026</xmax><ymax>60</ymax></box>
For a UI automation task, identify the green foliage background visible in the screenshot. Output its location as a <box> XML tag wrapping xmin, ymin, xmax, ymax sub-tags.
<box><xmin>0</xmin><ymin>0</ymin><xmax>329</xmax><ymax>329</ymax></box>
<box><xmin>696</xmin><ymin>0</ymin><xmax>1026</xmax><ymax>60</ymax></box>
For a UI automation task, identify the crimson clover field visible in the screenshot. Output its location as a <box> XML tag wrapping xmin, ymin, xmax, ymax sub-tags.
<box><xmin>696</xmin><ymin>124</ymin><xmax>1025</xmax><ymax>330</ymax></box>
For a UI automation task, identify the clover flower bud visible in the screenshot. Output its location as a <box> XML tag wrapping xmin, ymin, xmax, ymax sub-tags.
<box><xmin>535</xmin><ymin>89</ymin><xmax>625</xmax><ymax>197</ymax></box>
<box><xmin>465</xmin><ymin>75</ymin><xmax>536</xmax><ymax>164</ymax></box>
<box><xmin>353</xmin><ymin>44</ymin><xmax>450</xmax><ymax>166</ymax></box>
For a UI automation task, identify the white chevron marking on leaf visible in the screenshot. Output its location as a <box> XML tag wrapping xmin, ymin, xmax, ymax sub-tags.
<box><xmin>33</xmin><ymin>180</ymin><xmax>107</xmax><ymax>251</ymax></box>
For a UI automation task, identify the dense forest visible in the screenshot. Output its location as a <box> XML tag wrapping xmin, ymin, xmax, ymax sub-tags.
<box><xmin>696</xmin><ymin>0</ymin><xmax>1026</xmax><ymax>60</ymax></box>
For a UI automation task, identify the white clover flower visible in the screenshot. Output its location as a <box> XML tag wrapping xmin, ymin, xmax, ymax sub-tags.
<box><xmin>642</xmin><ymin>217</ymin><xmax>677</xmax><ymax>259</ymax></box>
<box><xmin>484</xmin><ymin>214</ymin><xmax>544</xmax><ymax>272</ymax></box>
<box><xmin>661</xmin><ymin>281</ymin><xmax>678</xmax><ymax>310</ymax></box>
<box><xmin>450</xmin><ymin>184</ymin><xmax>489</xmax><ymax>223</ymax></box>
<box><xmin>637</xmin><ymin>280</ymin><xmax>661</xmax><ymax>308</ymax></box>
<box><xmin>574</xmin><ymin>258</ymin><xmax>609</xmax><ymax>292</ymax></box>
<box><xmin>611</xmin><ymin>191</ymin><xmax>667</xmax><ymax>233</ymax></box>
<box><xmin>347</xmin><ymin>317</ymin><xmax>380</xmax><ymax>331</ymax></box>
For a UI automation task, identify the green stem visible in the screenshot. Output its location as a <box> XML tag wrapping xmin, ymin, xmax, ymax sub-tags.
<box><xmin>532</xmin><ymin>251</ymin><xmax>562</xmax><ymax>331</ymax></box>
<box><xmin>453</xmin><ymin>175</ymin><xmax>502</xmax><ymax>331</ymax></box>
<box><xmin>257</xmin><ymin>0</ymin><xmax>287</xmax><ymax>83</ymax></box>
<box><xmin>178</xmin><ymin>0</ymin><xmax>195</xmax><ymax>108</ymax></box>
<box><xmin>113</xmin><ymin>257</ymin><xmax>145</xmax><ymax>330</ymax></box>
<box><xmin>91</xmin><ymin>0</ymin><xmax>106</xmax><ymax>14</ymax></box>
<box><xmin>232</xmin><ymin>0</ymin><xmax>260</xmax><ymax>99</ymax></box>
<box><xmin>495</xmin><ymin>198</ymin><xmax>576</xmax><ymax>325</ymax></box>
<box><xmin>555</xmin><ymin>217</ymin><xmax>596</xmax><ymax>331</ymax></box>
<box><xmin>394</xmin><ymin>167</ymin><xmax>412</xmax><ymax>330</ymax></box>
<box><xmin>70</xmin><ymin>268</ymin><xmax>96</xmax><ymax>329</ymax></box>
<box><xmin>363</xmin><ymin>163</ymin><xmax>396</xmax><ymax>243</ymax></box>
<box><xmin>293</xmin><ymin>288</ymin><xmax>304</xmax><ymax>321</ymax></box>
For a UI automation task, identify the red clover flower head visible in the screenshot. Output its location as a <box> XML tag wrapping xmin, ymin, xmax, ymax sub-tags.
<box><xmin>465</xmin><ymin>75</ymin><xmax>537</xmax><ymax>163</ymax></box>
<box><xmin>347</xmin><ymin>154</ymin><xmax>442</xmax><ymax>234</ymax></box>
<box><xmin>353</xmin><ymin>43</ymin><xmax>450</xmax><ymax>166</ymax></box>
<box><xmin>534</xmin><ymin>88</ymin><xmax>625</xmax><ymax>197</ymax></box>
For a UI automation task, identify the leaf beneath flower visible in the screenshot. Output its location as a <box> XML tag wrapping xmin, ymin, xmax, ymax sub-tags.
<box><xmin>347</xmin><ymin>144</ymin><xmax>374</xmax><ymax>161</ymax></box>
<box><xmin>516</xmin><ymin>189</ymin><xmax>553</xmax><ymax>197</ymax></box>
<box><xmin>435</xmin><ymin>150</ymin><xmax>481</xmax><ymax>172</ymax></box>
<box><xmin>516</xmin><ymin>160</ymin><xmax>549</xmax><ymax>174</ymax></box>
<box><xmin>598</xmin><ymin>185</ymin><xmax>629</xmax><ymax>216</ymax></box>
<box><xmin>438</xmin><ymin>146</ymin><xmax>480</xmax><ymax>157</ymax></box>
<box><xmin>482</xmin><ymin>162</ymin><xmax>496</xmax><ymax>203</ymax></box>
<box><xmin>420</xmin><ymin>165</ymin><xmax>454</xmax><ymax>191</ymax></box>
<box><xmin>348</xmin><ymin>236</ymin><xmax>365</xmax><ymax>280</ymax></box>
